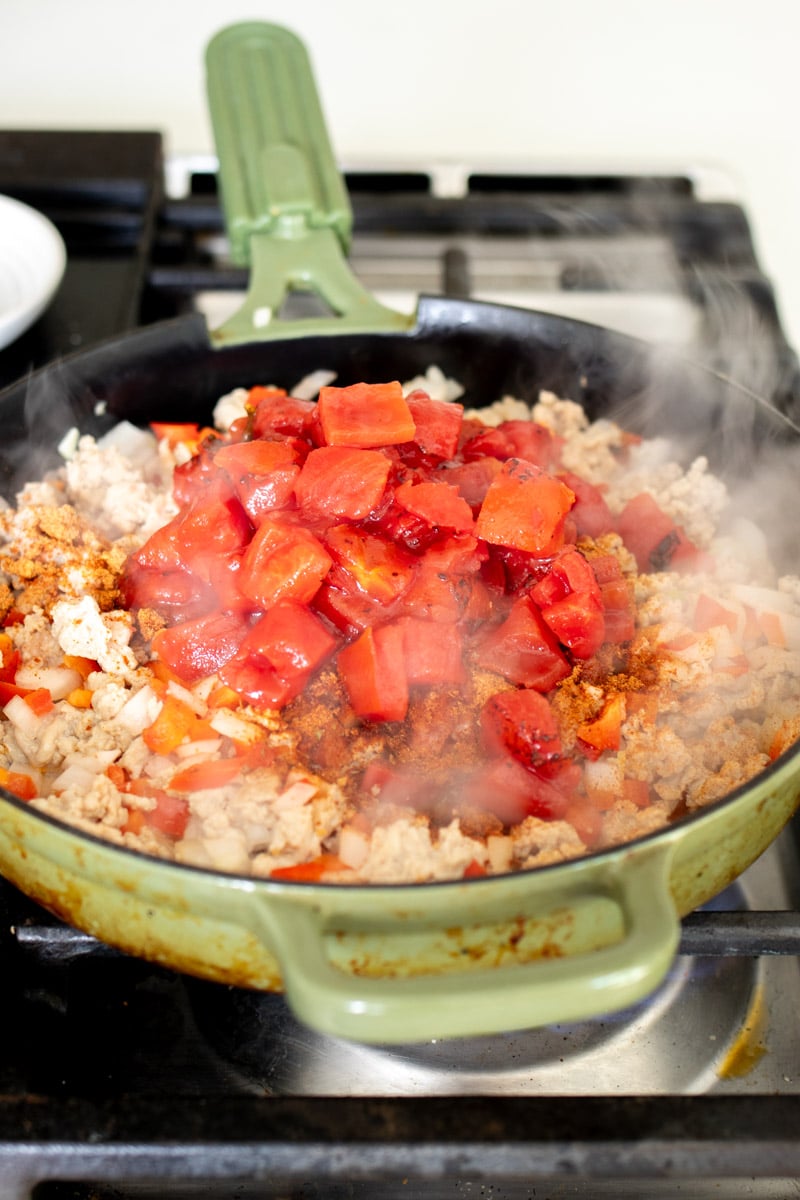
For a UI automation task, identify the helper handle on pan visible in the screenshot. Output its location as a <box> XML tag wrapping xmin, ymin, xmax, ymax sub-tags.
<box><xmin>259</xmin><ymin>844</ymin><xmax>680</xmax><ymax>1044</ymax></box>
<box><xmin>205</xmin><ymin>22</ymin><xmax>412</xmax><ymax>343</ymax></box>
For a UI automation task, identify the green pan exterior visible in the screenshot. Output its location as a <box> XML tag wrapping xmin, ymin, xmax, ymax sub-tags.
<box><xmin>0</xmin><ymin>749</ymin><xmax>797</xmax><ymax>1044</ymax></box>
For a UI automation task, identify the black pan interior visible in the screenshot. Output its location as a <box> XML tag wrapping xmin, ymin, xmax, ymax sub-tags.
<box><xmin>1</xmin><ymin>298</ymin><xmax>797</xmax><ymax>522</ymax></box>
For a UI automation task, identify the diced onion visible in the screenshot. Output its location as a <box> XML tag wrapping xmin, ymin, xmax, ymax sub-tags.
<box><xmin>208</xmin><ymin>708</ymin><xmax>263</xmax><ymax>745</ymax></box>
<box><xmin>338</xmin><ymin>825</ymin><xmax>369</xmax><ymax>870</ymax></box>
<box><xmin>730</xmin><ymin>583</ymin><xmax>796</xmax><ymax>615</ymax></box>
<box><xmin>116</xmin><ymin>685</ymin><xmax>162</xmax><ymax>734</ymax></box>
<box><xmin>3</xmin><ymin>694</ymin><xmax>44</xmax><ymax>739</ymax></box>
<box><xmin>486</xmin><ymin>835</ymin><xmax>513</xmax><ymax>873</ymax></box>
<box><xmin>15</xmin><ymin>664</ymin><xmax>82</xmax><ymax>701</ymax></box>
<box><xmin>51</xmin><ymin>764</ymin><xmax>102</xmax><ymax>793</ymax></box>
<box><xmin>292</xmin><ymin>369</ymin><xmax>337</xmax><ymax>400</ymax></box>
<box><xmin>172</xmin><ymin>739</ymin><xmax>223</xmax><ymax>761</ymax></box>
<box><xmin>274</xmin><ymin>780</ymin><xmax>317</xmax><ymax>810</ymax></box>
<box><xmin>97</xmin><ymin>420</ymin><xmax>159</xmax><ymax>471</ymax></box>
<box><xmin>166</xmin><ymin>679</ymin><xmax>207</xmax><ymax>715</ymax></box>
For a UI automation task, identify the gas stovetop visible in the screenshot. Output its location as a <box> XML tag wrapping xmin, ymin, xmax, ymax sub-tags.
<box><xmin>1</xmin><ymin>128</ymin><xmax>800</xmax><ymax>1199</ymax></box>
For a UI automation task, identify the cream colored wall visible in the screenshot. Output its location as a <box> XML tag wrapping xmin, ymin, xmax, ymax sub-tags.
<box><xmin>3</xmin><ymin>0</ymin><xmax>800</xmax><ymax>348</ymax></box>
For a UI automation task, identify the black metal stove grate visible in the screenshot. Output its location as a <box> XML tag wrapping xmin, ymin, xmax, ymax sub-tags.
<box><xmin>1</xmin><ymin>129</ymin><xmax>800</xmax><ymax>1198</ymax></box>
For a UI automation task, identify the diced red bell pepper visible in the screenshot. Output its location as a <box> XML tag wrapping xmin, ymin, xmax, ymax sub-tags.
<box><xmin>576</xmin><ymin>693</ymin><xmax>627</xmax><ymax>758</ymax></box>
<box><xmin>481</xmin><ymin>689</ymin><xmax>562</xmax><ymax>770</ymax></box>
<box><xmin>394</xmin><ymin>479</ymin><xmax>475</xmax><ymax>533</ymax></box>
<box><xmin>475</xmin><ymin>459</ymin><xmax>575</xmax><ymax>556</ymax></box>
<box><xmin>293</xmin><ymin>446</ymin><xmax>391</xmax><ymax>520</ymax></box>
<box><xmin>462</xmin><ymin>420</ymin><xmax>560</xmax><ymax>469</ymax></box>
<box><xmin>397</xmin><ymin>616</ymin><xmax>465</xmax><ymax>685</ymax></box>
<box><xmin>472</xmin><ymin>597</ymin><xmax>571</xmax><ymax>691</ymax></box>
<box><xmin>0</xmin><ymin>633</ymin><xmax>20</xmax><ymax>683</ymax></box>
<box><xmin>404</xmin><ymin>390</ymin><xmax>464</xmax><ymax>459</ymax></box>
<box><xmin>152</xmin><ymin>610</ymin><xmax>250</xmax><ymax>684</ymax></box>
<box><xmin>337</xmin><ymin>623</ymin><xmax>409</xmax><ymax>722</ymax></box>
<box><xmin>238</xmin><ymin>517</ymin><xmax>332</xmax><ymax>609</ymax></box>
<box><xmin>0</xmin><ymin>766</ymin><xmax>38</xmax><ymax>801</ymax></box>
<box><xmin>317</xmin><ymin>381</ymin><xmax>415</xmax><ymax>447</ymax></box>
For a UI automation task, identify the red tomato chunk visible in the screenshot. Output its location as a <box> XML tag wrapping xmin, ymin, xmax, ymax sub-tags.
<box><xmin>127</xmin><ymin>377</ymin><xmax>650</xmax><ymax>860</ymax></box>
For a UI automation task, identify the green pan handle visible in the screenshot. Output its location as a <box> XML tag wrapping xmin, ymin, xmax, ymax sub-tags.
<box><xmin>259</xmin><ymin>844</ymin><xmax>679</xmax><ymax>1044</ymax></box>
<box><xmin>205</xmin><ymin>22</ymin><xmax>412</xmax><ymax>343</ymax></box>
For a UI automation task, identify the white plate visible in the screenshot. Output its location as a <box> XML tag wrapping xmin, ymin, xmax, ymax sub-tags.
<box><xmin>0</xmin><ymin>194</ymin><xmax>67</xmax><ymax>351</ymax></box>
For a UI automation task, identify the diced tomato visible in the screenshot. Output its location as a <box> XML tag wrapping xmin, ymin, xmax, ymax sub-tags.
<box><xmin>220</xmin><ymin>601</ymin><xmax>337</xmax><ymax>708</ymax></box>
<box><xmin>213</xmin><ymin>438</ymin><xmax>301</xmax><ymax>520</ymax></box>
<box><xmin>530</xmin><ymin>548</ymin><xmax>600</xmax><ymax>609</ymax></box>
<box><xmin>623</xmin><ymin>777</ymin><xmax>651</xmax><ymax>807</ymax></box>
<box><xmin>442</xmin><ymin>456</ymin><xmax>504</xmax><ymax>509</ymax></box>
<box><xmin>472</xmin><ymin>596</ymin><xmax>571</xmax><ymax>691</ymax></box>
<box><xmin>318</xmin><ymin>381</ymin><xmax>415</xmax><ymax>447</ymax></box>
<box><xmin>576</xmin><ymin>693</ymin><xmax>627</xmax><ymax>758</ymax></box>
<box><xmin>401</xmin><ymin>558</ymin><xmax>472</xmax><ymax>624</ymax></box>
<box><xmin>397</xmin><ymin>616</ymin><xmax>465</xmax><ymax>685</ymax></box>
<box><xmin>337</xmin><ymin>623</ymin><xmax>409</xmax><ymax>722</ymax></box>
<box><xmin>530</xmin><ymin>550</ymin><xmax>606</xmax><ymax>659</ymax></box>
<box><xmin>602</xmin><ymin>607</ymin><xmax>636</xmax><ymax>643</ymax></box>
<box><xmin>323</xmin><ymin>525</ymin><xmax>415</xmax><ymax>604</ymax></box>
<box><xmin>293</xmin><ymin>446</ymin><xmax>391</xmax><ymax>520</ymax></box>
<box><xmin>249</xmin><ymin>388</ymin><xmax>315</xmax><ymax>438</ymax></box>
<box><xmin>617</xmin><ymin>492</ymin><xmax>702</xmax><ymax>573</ymax></box>
<box><xmin>143</xmin><ymin>791</ymin><xmax>190</xmax><ymax>839</ymax></box>
<box><xmin>403</xmin><ymin>391</ymin><xmax>464</xmax><ymax>459</ymax></box>
<box><xmin>152</xmin><ymin>610</ymin><xmax>250</xmax><ymax>684</ymax></box>
<box><xmin>236</xmin><ymin>600</ymin><xmax>338</xmax><ymax>682</ymax></box>
<box><xmin>394</xmin><ymin>479</ymin><xmax>474</xmax><ymax>533</ymax></box>
<box><xmin>481</xmin><ymin>689</ymin><xmax>562</xmax><ymax>770</ymax></box>
<box><xmin>238</xmin><ymin>517</ymin><xmax>332</xmax><ymax>609</ymax></box>
<box><xmin>463</xmin><ymin>756</ymin><xmax>573</xmax><ymax>826</ymax></box>
<box><xmin>557</xmin><ymin>470</ymin><xmax>615</xmax><ymax>538</ymax></box>
<box><xmin>119</xmin><ymin>565</ymin><xmax>210</xmax><ymax>616</ymax></box>
<box><xmin>539</xmin><ymin>592</ymin><xmax>606</xmax><ymax>659</ymax></box>
<box><xmin>359</xmin><ymin>760</ymin><xmax>436</xmax><ymax>811</ymax></box>
<box><xmin>562</xmin><ymin>796</ymin><xmax>603</xmax><ymax>847</ymax></box>
<box><xmin>313</xmin><ymin>578</ymin><xmax>390</xmax><ymax>637</ymax></box>
<box><xmin>475</xmin><ymin>459</ymin><xmax>575</xmax><ymax>556</ymax></box>
<box><xmin>134</xmin><ymin>478</ymin><xmax>252</xmax><ymax>581</ymax></box>
<box><xmin>462</xmin><ymin>420</ymin><xmax>560</xmax><ymax>469</ymax></box>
